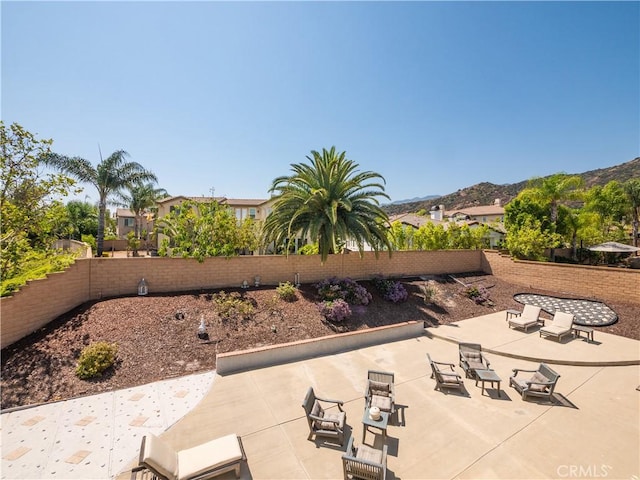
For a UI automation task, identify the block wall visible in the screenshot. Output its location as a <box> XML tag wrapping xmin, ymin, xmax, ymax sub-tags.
<box><xmin>482</xmin><ymin>250</ymin><xmax>640</xmax><ymax>304</ymax></box>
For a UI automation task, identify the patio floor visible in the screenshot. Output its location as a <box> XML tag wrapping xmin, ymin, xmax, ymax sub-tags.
<box><xmin>117</xmin><ymin>311</ymin><xmax>640</xmax><ymax>480</ymax></box>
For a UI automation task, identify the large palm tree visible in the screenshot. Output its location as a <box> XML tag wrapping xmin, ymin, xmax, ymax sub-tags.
<box><xmin>119</xmin><ymin>183</ymin><xmax>169</xmax><ymax>240</ymax></box>
<box><xmin>263</xmin><ymin>147</ymin><xmax>393</xmax><ymax>262</ymax></box>
<box><xmin>43</xmin><ymin>150</ymin><xmax>157</xmax><ymax>256</ymax></box>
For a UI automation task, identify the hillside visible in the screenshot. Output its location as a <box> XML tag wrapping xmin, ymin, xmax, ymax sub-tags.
<box><xmin>383</xmin><ymin>157</ymin><xmax>640</xmax><ymax>215</ymax></box>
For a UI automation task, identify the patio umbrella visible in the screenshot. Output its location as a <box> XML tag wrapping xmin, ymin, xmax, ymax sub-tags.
<box><xmin>587</xmin><ymin>241</ymin><xmax>640</xmax><ymax>253</ymax></box>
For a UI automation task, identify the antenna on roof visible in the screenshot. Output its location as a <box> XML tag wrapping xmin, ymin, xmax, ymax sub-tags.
<box><xmin>209</xmin><ymin>187</ymin><xmax>215</xmax><ymax>197</ymax></box>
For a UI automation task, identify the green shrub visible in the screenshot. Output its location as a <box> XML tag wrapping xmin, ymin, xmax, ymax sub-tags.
<box><xmin>75</xmin><ymin>342</ymin><xmax>118</xmax><ymax>379</ymax></box>
<box><xmin>212</xmin><ymin>291</ymin><xmax>255</xmax><ymax>322</ymax></box>
<box><xmin>276</xmin><ymin>281</ymin><xmax>297</xmax><ymax>302</ymax></box>
<box><xmin>298</xmin><ymin>243</ymin><xmax>319</xmax><ymax>255</ymax></box>
<box><xmin>1</xmin><ymin>251</ymin><xmax>77</xmax><ymax>297</ymax></box>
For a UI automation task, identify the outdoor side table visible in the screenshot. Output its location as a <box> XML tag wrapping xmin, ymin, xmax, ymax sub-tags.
<box><xmin>475</xmin><ymin>369</ymin><xmax>502</xmax><ymax>397</ymax></box>
<box><xmin>362</xmin><ymin>409</ymin><xmax>389</xmax><ymax>444</ymax></box>
<box><xmin>573</xmin><ymin>325</ymin><xmax>594</xmax><ymax>342</ymax></box>
<box><xmin>506</xmin><ymin>309</ymin><xmax>521</xmax><ymax>320</ymax></box>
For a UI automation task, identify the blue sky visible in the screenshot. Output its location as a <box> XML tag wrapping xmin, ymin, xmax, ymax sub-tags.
<box><xmin>3</xmin><ymin>1</ymin><xmax>639</xmax><ymax>204</ymax></box>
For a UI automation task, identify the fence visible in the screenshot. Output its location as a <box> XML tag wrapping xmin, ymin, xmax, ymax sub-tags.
<box><xmin>2</xmin><ymin>249</ymin><xmax>638</xmax><ymax>349</ymax></box>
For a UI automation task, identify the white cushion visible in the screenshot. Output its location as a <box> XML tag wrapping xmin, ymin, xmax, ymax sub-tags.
<box><xmin>551</xmin><ymin>311</ymin><xmax>574</xmax><ymax>329</ymax></box>
<box><xmin>521</xmin><ymin>304</ymin><xmax>542</xmax><ymax>321</ymax></box>
<box><xmin>177</xmin><ymin>434</ymin><xmax>243</xmax><ymax>480</ymax></box>
<box><xmin>142</xmin><ymin>434</ymin><xmax>178</xmax><ymax>480</ymax></box>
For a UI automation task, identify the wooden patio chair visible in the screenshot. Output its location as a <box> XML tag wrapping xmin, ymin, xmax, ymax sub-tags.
<box><xmin>458</xmin><ymin>343</ymin><xmax>491</xmax><ymax>379</ymax></box>
<box><xmin>301</xmin><ymin>386</ymin><xmax>347</xmax><ymax>446</ymax></box>
<box><xmin>509</xmin><ymin>363</ymin><xmax>560</xmax><ymax>401</ymax></box>
<box><xmin>342</xmin><ymin>435</ymin><xmax>387</xmax><ymax>480</ymax></box>
<box><xmin>427</xmin><ymin>353</ymin><xmax>464</xmax><ymax>392</ymax></box>
<box><xmin>364</xmin><ymin>370</ymin><xmax>396</xmax><ymax>415</ymax></box>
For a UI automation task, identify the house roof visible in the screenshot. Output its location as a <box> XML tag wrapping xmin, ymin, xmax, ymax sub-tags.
<box><xmin>450</xmin><ymin>205</ymin><xmax>505</xmax><ymax>217</ymax></box>
<box><xmin>116</xmin><ymin>208</ymin><xmax>134</xmax><ymax>217</ymax></box>
<box><xmin>156</xmin><ymin>196</ymin><xmax>269</xmax><ymax>206</ymax></box>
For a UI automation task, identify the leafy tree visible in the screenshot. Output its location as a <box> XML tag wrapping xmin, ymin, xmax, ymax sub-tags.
<box><xmin>583</xmin><ymin>181</ymin><xmax>628</xmax><ymax>239</ymax></box>
<box><xmin>156</xmin><ymin>200</ymin><xmax>258</xmax><ymax>261</ymax></box>
<box><xmin>1</xmin><ymin>122</ymin><xmax>77</xmax><ymax>283</ymax></box>
<box><xmin>521</xmin><ymin>173</ymin><xmax>584</xmax><ymax>259</ymax></box>
<box><xmin>43</xmin><ymin>150</ymin><xmax>157</xmax><ymax>256</ymax></box>
<box><xmin>119</xmin><ymin>182</ymin><xmax>168</xmax><ymax>240</ymax></box>
<box><xmin>262</xmin><ymin>147</ymin><xmax>393</xmax><ymax>262</ymax></box>
<box><xmin>505</xmin><ymin>218</ymin><xmax>558</xmax><ymax>261</ymax></box>
<box><xmin>623</xmin><ymin>179</ymin><xmax>640</xmax><ymax>247</ymax></box>
<box><xmin>63</xmin><ymin>200</ymin><xmax>99</xmax><ymax>240</ymax></box>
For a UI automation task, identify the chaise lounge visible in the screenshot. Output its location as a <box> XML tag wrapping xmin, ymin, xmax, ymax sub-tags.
<box><xmin>508</xmin><ymin>304</ymin><xmax>543</xmax><ymax>332</ymax></box>
<box><xmin>539</xmin><ymin>311</ymin><xmax>575</xmax><ymax>342</ymax></box>
<box><xmin>131</xmin><ymin>433</ymin><xmax>246</xmax><ymax>480</ymax></box>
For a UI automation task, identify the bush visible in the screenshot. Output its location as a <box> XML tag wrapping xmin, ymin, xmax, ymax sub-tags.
<box><xmin>317</xmin><ymin>299</ymin><xmax>352</xmax><ymax>323</ymax></box>
<box><xmin>75</xmin><ymin>342</ymin><xmax>118</xmax><ymax>379</ymax></box>
<box><xmin>298</xmin><ymin>243</ymin><xmax>319</xmax><ymax>255</ymax></box>
<box><xmin>212</xmin><ymin>291</ymin><xmax>255</xmax><ymax>322</ymax></box>
<box><xmin>371</xmin><ymin>276</ymin><xmax>408</xmax><ymax>303</ymax></box>
<box><xmin>276</xmin><ymin>281</ymin><xmax>297</xmax><ymax>302</ymax></box>
<box><xmin>316</xmin><ymin>277</ymin><xmax>371</xmax><ymax>305</ymax></box>
<box><xmin>464</xmin><ymin>285</ymin><xmax>491</xmax><ymax>305</ymax></box>
<box><xmin>1</xmin><ymin>251</ymin><xmax>77</xmax><ymax>297</ymax></box>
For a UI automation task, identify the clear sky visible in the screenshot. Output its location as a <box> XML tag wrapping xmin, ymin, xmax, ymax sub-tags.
<box><xmin>3</xmin><ymin>1</ymin><xmax>639</xmax><ymax>204</ymax></box>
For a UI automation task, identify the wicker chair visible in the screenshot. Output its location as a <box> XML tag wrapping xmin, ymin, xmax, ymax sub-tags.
<box><xmin>342</xmin><ymin>435</ymin><xmax>387</xmax><ymax>480</ymax></box>
<box><xmin>427</xmin><ymin>353</ymin><xmax>464</xmax><ymax>392</ymax></box>
<box><xmin>364</xmin><ymin>370</ymin><xmax>395</xmax><ymax>415</ymax></box>
<box><xmin>458</xmin><ymin>343</ymin><xmax>491</xmax><ymax>379</ymax></box>
<box><xmin>508</xmin><ymin>304</ymin><xmax>543</xmax><ymax>332</ymax></box>
<box><xmin>302</xmin><ymin>387</ymin><xmax>347</xmax><ymax>446</ymax></box>
<box><xmin>509</xmin><ymin>363</ymin><xmax>560</xmax><ymax>401</ymax></box>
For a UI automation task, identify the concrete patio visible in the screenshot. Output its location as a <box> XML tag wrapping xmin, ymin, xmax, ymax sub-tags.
<box><xmin>116</xmin><ymin>311</ymin><xmax>640</xmax><ymax>480</ymax></box>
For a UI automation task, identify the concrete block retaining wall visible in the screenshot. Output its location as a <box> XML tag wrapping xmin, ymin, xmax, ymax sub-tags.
<box><xmin>215</xmin><ymin>321</ymin><xmax>425</xmax><ymax>375</ymax></box>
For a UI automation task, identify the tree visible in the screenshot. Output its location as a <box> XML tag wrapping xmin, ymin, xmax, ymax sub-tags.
<box><xmin>262</xmin><ymin>147</ymin><xmax>393</xmax><ymax>262</ymax></box>
<box><xmin>524</xmin><ymin>173</ymin><xmax>584</xmax><ymax>230</ymax></box>
<box><xmin>623</xmin><ymin>179</ymin><xmax>640</xmax><ymax>247</ymax></box>
<box><xmin>583</xmin><ymin>181</ymin><xmax>628</xmax><ymax>239</ymax></box>
<box><xmin>1</xmin><ymin>122</ymin><xmax>77</xmax><ymax>282</ymax></box>
<box><xmin>119</xmin><ymin>182</ymin><xmax>168</xmax><ymax>240</ymax></box>
<box><xmin>43</xmin><ymin>150</ymin><xmax>157</xmax><ymax>256</ymax></box>
<box><xmin>156</xmin><ymin>200</ymin><xmax>258</xmax><ymax>261</ymax></box>
<box><xmin>63</xmin><ymin>200</ymin><xmax>99</xmax><ymax>240</ymax></box>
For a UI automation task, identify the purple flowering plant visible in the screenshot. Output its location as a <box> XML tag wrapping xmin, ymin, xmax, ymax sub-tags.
<box><xmin>371</xmin><ymin>275</ymin><xmax>408</xmax><ymax>303</ymax></box>
<box><xmin>316</xmin><ymin>299</ymin><xmax>352</xmax><ymax>323</ymax></box>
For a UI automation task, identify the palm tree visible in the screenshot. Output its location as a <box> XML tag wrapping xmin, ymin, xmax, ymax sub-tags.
<box><xmin>43</xmin><ymin>150</ymin><xmax>157</xmax><ymax>256</ymax></box>
<box><xmin>262</xmin><ymin>147</ymin><xmax>393</xmax><ymax>262</ymax></box>
<box><xmin>525</xmin><ymin>173</ymin><xmax>584</xmax><ymax>260</ymax></box>
<box><xmin>119</xmin><ymin>183</ymin><xmax>169</xmax><ymax>240</ymax></box>
<box><xmin>623</xmin><ymin>179</ymin><xmax>640</xmax><ymax>247</ymax></box>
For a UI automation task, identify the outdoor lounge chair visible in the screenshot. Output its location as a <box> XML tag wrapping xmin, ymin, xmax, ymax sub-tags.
<box><xmin>458</xmin><ymin>343</ymin><xmax>491</xmax><ymax>379</ymax></box>
<box><xmin>509</xmin><ymin>363</ymin><xmax>560</xmax><ymax>401</ymax></box>
<box><xmin>131</xmin><ymin>433</ymin><xmax>245</xmax><ymax>480</ymax></box>
<box><xmin>508</xmin><ymin>304</ymin><xmax>543</xmax><ymax>332</ymax></box>
<box><xmin>342</xmin><ymin>435</ymin><xmax>388</xmax><ymax>480</ymax></box>
<box><xmin>365</xmin><ymin>370</ymin><xmax>396</xmax><ymax>414</ymax></box>
<box><xmin>539</xmin><ymin>311</ymin><xmax>575</xmax><ymax>342</ymax></box>
<box><xmin>427</xmin><ymin>353</ymin><xmax>464</xmax><ymax>392</ymax></box>
<box><xmin>302</xmin><ymin>386</ymin><xmax>347</xmax><ymax>446</ymax></box>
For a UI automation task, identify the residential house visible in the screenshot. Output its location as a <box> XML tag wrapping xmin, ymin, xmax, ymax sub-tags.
<box><xmin>115</xmin><ymin>208</ymin><xmax>154</xmax><ymax>241</ymax></box>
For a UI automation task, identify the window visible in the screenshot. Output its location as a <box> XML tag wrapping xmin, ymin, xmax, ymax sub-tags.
<box><xmin>124</xmin><ymin>218</ymin><xmax>135</xmax><ymax>227</ymax></box>
<box><xmin>249</xmin><ymin>208</ymin><xmax>256</xmax><ymax>219</ymax></box>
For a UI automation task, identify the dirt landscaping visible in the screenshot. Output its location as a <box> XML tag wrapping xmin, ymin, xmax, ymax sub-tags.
<box><xmin>2</xmin><ymin>273</ymin><xmax>638</xmax><ymax>409</ymax></box>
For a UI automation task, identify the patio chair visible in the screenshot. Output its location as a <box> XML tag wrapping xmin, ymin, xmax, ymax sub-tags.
<box><xmin>427</xmin><ymin>353</ymin><xmax>464</xmax><ymax>392</ymax></box>
<box><xmin>539</xmin><ymin>311</ymin><xmax>575</xmax><ymax>342</ymax></box>
<box><xmin>365</xmin><ymin>370</ymin><xmax>395</xmax><ymax>415</ymax></box>
<box><xmin>509</xmin><ymin>363</ymin><xmax>560</xmax><ymax>401</ymax></box>
<box><xmin>302</xmin><ymin>386</ymin><xmax>347</xmax><ymax>446</ymax></box>
<box><xmin>342</xmin><ymin>435</ymin><xmax>388</xmax><ymax>480</ymax></box>
<box><xmin>130</xmin><ymin>433</ymin><xmax>245</xmax><ymax>480</ymax></box>
<box><xmin>508</xmin><ymin>304</ymin><xmax>543</xmax><ymax>332</ymax></box>
<box><xmin>458</xmin><ymin>343</ymin><xmax>491</xmax><ymax>379</ymax></box>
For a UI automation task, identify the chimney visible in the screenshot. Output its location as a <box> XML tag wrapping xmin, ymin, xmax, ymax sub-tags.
<box><xmin>430</xmin><ymin>204</ymin><xmax>445</xmax><ymax>221</ymax></box>
<box><xmin>494</xmin><ymin>198</ymin><xmax>501</xmax><ymax>207</ymax></box>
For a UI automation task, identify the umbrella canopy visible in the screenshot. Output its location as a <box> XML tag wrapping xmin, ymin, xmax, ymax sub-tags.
<box><xmin>587</xmin><ymin>241</ymin><xmax>640</xmax><ymax>253</ymax></box>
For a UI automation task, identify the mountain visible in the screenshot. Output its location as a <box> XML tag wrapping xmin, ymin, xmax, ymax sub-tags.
<box><xmin>383</xmin><ymin>157</ymin><xmax>640</xmax><ymax>215</ymax></box>
<box><xmin>389</xmin><ymin>195</ymin><xmax>441</xmax><ymax>205</ymax></box>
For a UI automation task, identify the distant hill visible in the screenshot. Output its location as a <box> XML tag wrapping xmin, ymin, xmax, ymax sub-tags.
<box><xmin>389</xmin><ymin>195</ymin><xmax>441</xmax><ymax>205</ymax></box>
<box><xmin>383</xmin><ymin>157</ymin><xmax>640</xmax><ymax>215</ymax></box>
